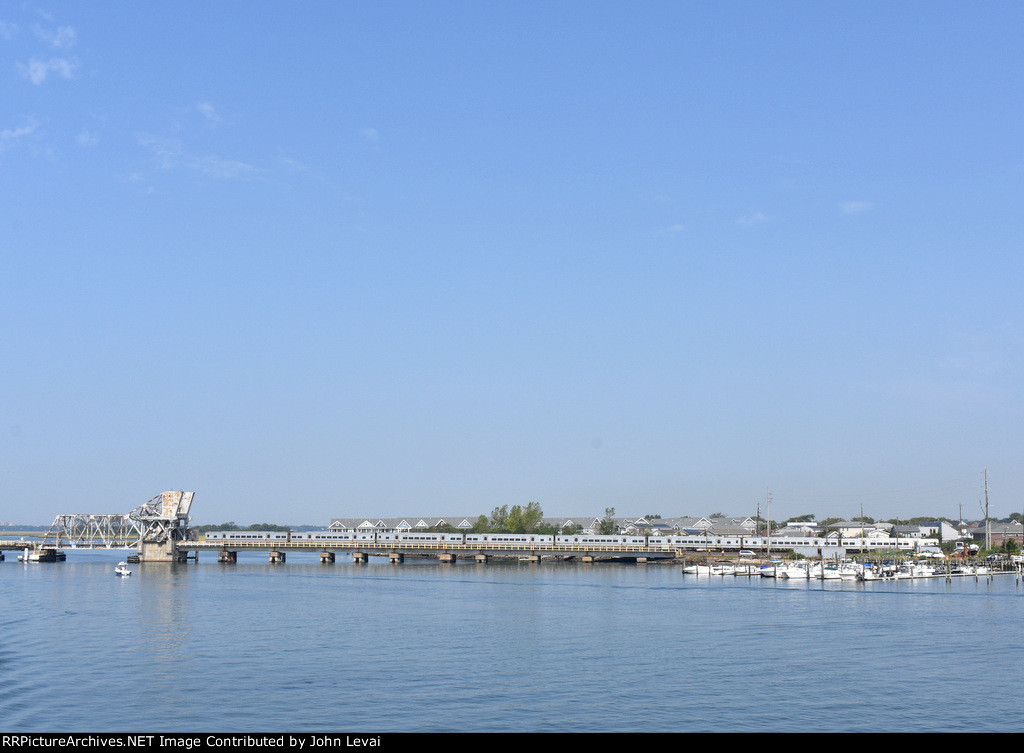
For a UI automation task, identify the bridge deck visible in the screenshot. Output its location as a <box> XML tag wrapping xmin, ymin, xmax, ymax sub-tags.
<box><xmin>179</xmin><ymin>540</ymin><xmax>678</xmax><ymax>558</ymax></box>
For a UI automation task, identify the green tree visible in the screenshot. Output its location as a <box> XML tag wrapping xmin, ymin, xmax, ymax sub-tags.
<box><xmin>522</xmin><ymin>501</ymin><xmax>544</xmax><ymax>532</ymax></box>
<box><xmin>246</xmin><ymin>522</ymin><xmax>290</xmax><ymax>531</ymax></box>
<box><xmin>486</xmin><ymin>502</ymin><xmax>545</xmax><ymax>533</ymax></box>
<box><xmin>786</xmin><ymin>514</ymin><xmax>817</xmax><ymax>523</ymax></box>
<box><xmin>599</xmin><ymin>507</ymin><xmax>617</xmax><ymax>535</ymax></box>
<box><xmin>425</xmin><ymin>523</ymin><xmax>458</xmax><ymax>533</ymax></box>
<box><xmin>500</xmin><ymin>502</ymin><xmax>544</xmax><ymax>533</ymax></box>
<box><xmin>507</xmin><ymin>504</ymin><xmax>525</xmax><ymax>533</ymax></box>
<box><xmin>195</xmin><ymin>522</ymin><xmax>240</xmax><ymax>533</ymax></box>
<box><xmin>489</xmin><ymin>505</ymin><xmax>509</xmax><ymax>531</ymax></box>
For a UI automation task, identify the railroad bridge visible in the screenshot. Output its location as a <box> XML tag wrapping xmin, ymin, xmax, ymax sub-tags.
<box><xmin>177</xmin><ymin>538</ymin><xmax>678</xmax><ymax>564</ymax></box>
<box><xmin>0</xmin><ymin>491</ymin><xmax>677</xmax><ymax>564</ymax></box>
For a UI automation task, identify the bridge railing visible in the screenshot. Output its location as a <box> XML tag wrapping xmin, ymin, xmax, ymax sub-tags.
<box><xmin>180</xmin><ymin>540</ymin><xmax>676</xmax><ymax>555</ymax></box>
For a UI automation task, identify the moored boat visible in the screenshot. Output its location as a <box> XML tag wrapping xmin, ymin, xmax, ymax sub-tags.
<box><xmin>777</xmin><ymin>563</ymin><xmax>810</xmax><ymax>579</ymax></box>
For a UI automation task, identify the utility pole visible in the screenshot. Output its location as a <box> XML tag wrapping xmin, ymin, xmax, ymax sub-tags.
<box><xmin>755</xmin><ymin>497</ymin><xmax>761</xmax><ymax>554</ymax></box>
<box><xmin>984</xmin><ymin>468</ymin><xmax>990</xmax><ymax>551</ymax></box>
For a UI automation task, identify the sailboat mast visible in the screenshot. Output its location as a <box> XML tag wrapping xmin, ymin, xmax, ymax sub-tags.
<box><xmin>755</xmin><ymin>497</ymin><xmax>761</xmax><ymax>556</ymax></box>
<box><xmin>984</xmin><ymin>468</ymin><xmax>990</xmax><ymax>551</ymax></box>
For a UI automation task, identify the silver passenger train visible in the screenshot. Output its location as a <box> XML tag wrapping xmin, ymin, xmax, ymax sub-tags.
<box><xmin>202</xmin><ymin>529</ymin><xmax>925</xmax><ymax>551</ymax></box>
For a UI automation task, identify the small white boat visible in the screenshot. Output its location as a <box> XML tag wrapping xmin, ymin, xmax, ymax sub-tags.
<box><xmin>683</xmin><ymin>563</ymin><xmax>713</xmax><ymax>574</ymax></box>
<box><xmin>859</xmin><ymin>564</ymin><xmax>898</xmax><ymax>581</ymax></box>
<box><xmin>837</xmin><ymin>562</ymin><xmax>864</xmax><ymax>580</ymax></box>
<box><xmin>895</xmin><ymin>563</ymin><xmax>937</xmax><ymax>579</ymax></box>
<box><xmin>115</xmin><ymin>562</ymin><xmax>131</xmax><ymax>577</ymax></box>
<box><xmin>759</xmin><ymin>561</ymin><xmax>783</xmax><ymax>577</ymax></box>
<box><xmin>777</xmin><ymin>563</ymin><xmax>810</xmax><ymax>579</ymax></box>
<box><xmin>808</xmin><ymin>562</ymin><xmax>842</xmax><ymax>580</ymax></box>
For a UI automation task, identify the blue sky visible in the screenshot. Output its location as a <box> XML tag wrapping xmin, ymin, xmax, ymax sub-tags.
<box><xmin>2</xmin><ymin>2</ymin><xmax>1022</xmax><ymax>525</ymax></box>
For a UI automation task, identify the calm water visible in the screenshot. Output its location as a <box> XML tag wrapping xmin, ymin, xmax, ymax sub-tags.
<box><xmin>2</xmin><ymin>550</ymin><xmax>1022</xmax><ymax>733</ymax></box>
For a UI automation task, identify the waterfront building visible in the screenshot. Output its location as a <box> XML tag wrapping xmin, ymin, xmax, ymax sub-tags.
<box><xmin>967</xmin><ymin>520</ymin><xmax>1023</xmax><ymax>548</ymax></box>
<box><xmin>829</xmin><ymin>521</ymin><xmax>889</xmax><ymax>538</ymax></box>
<box><xmin>328</xmin><ymin>518</ymin><xmax>479</xmax><ymax>534</ymax></box>
<box><xmin>917</xmin><ymin>520</ymin><xmax>960</xmax><ymax>541</ymax></box>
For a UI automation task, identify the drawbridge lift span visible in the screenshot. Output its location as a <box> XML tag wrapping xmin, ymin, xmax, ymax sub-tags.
<box><xmin>42</xmin><ymin>491</ymin><xmax>195</xmax><ymax>562</ymax></box>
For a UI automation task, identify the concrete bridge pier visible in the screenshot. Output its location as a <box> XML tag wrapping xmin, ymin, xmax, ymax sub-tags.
<box><xmin>319</xmin><ymin>551</ymin><xmax>335</xmax><ymax>564</ymax></box>
<box><xmin>474</xmin><ymin>554</ymin><xmax>489</xmax><ymax>564</ymax></box>
<box><xmin>527</xmin><ymin>554</ymin><xmax>541</xmax><ymax>563</ymax></box>
<box><xmin>581</xmin><ymin>554</ymin><xmax>595</xmax><ymax>563</ymax></box>
<box><xmin>439</xmin><ymin>552</ymin><xmax>458</xmax><ymax>564</ymax></box>
<box><xmin>139</xmin><ymin>539</ymin><xmax>188</xmax><ymax>563</ymax></box>
<box><xmin>218</xmin><ymin>550</ymin><xmax>237</xmax><ymax>563</ymax></box>
<box><xmin>269</xmin><ymin>550</ymin><xmax>286</xmax><ymax>564</ymax></box>
<box><xmin>389</xmin><ymin>552</ymin><xmax>404</xmax><ymax>564</ymax></box>
<box><xmin>353</xmin><ymin>552</ymin><xmax>368</xmax><ymax>564</ymax></box>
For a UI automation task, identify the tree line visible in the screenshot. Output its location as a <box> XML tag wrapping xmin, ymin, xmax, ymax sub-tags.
<box><xmin>422</xmin><ymin>503</ymin><xmax>625</xmax><ymax>536</ymax></box>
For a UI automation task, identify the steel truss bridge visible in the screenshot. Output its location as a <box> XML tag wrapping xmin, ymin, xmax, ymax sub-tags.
<box><xmin>38</xmin><ymin>491</ymin><xmax>195</xmax><ymax>551</ymax></box>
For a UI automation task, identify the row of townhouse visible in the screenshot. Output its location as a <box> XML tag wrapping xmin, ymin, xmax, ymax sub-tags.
<box><xmin>326</xmin><ymin>515</ymin><xmax>759</xmax><ymax>536</ymax></box>
<box><xmin>964</xmin><ymin>520</ymin><xmax>1024</xmax><ymax>547</ymax></box>
<box><xmin>829</xmin><ymin>520</ymin><xmax>960</xmax><ymax>541</ymax></box>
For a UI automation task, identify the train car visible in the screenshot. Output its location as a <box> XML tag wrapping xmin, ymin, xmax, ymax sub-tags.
<box><xmin>306</xmin><ymin>531</ymin><xmax>356</xmax><ymax>542</ymax></box>
<box><xmin>555</xmin><ymin>535</ymin><xmax>629</xmax><ymax>546</ymax></box>
<box><xmin>482</xmin><ymin>534</ymin><xmax>541</xmax><ymax>544</ymax></box>
<box><xmin>397</xmin><ymin>533</ymin><xmax>441</xmax><ymax>543</ymax></box>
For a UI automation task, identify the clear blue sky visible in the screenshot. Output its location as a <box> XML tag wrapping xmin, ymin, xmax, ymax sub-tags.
<box><xmin>3</xmin><ymin>2</ymin><xmax>1022</xmax><ymax>526</ymax></box>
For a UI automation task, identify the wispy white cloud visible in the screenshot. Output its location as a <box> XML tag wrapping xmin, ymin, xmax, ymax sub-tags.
<box><xmin>196</xmin><ymin>101</ymin><xmax>223</xmax><ymax>124</ymax></box>
<box><xmin>137</xmin><ymin>132</ymin><xmax>258</xmax><ymax>179</ymax></box>
<box><xmin>360</xmin><ymin>127</ymin><xmax>379</xmax><ymax>141</ymax></box>
<box><xmin>188</xmin><ymin>154</ymin><xmax>258</xmax><ymax>179</ymax></box>
<box><xmin>0</xmin><ymin>20</ymin><xmax>17</xmax><ymax>40</ymax></box>
<box><xmin>137</xmin><ymin>133</ymin><xmax>183</xmax><ymax>169</ymax></box>
<box><xmin>77</xmin><ymin>130</ymin><xmax>98</xmax><ymax>146</ymax></box>
<box><xmin>839</xmin><ymin>200</ymin><xmax>874</xmax><ymax>216</ymax></box>
<box><xmin>19</xmin><ymin>57</ymin><xmax>78</xmax><ymax>84</ymax></box>
<box><xmin>279</xmin><ymin>155</ymin><xmax>308</xmax><ymax>172</ymax></box>
<box><xmin>0</xmin><ymin>118</ymin><xmax>39</xmax><ymax>151</ymax></box>
<box><xmin>737</xmin><ymin>211</ymin><xmax>770</xmax><ymax>226</ymax></box>
<box><xmin>33</xmin><ymin>24</ymin><xmax>76</xmax><ymax>49</ymax></box>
